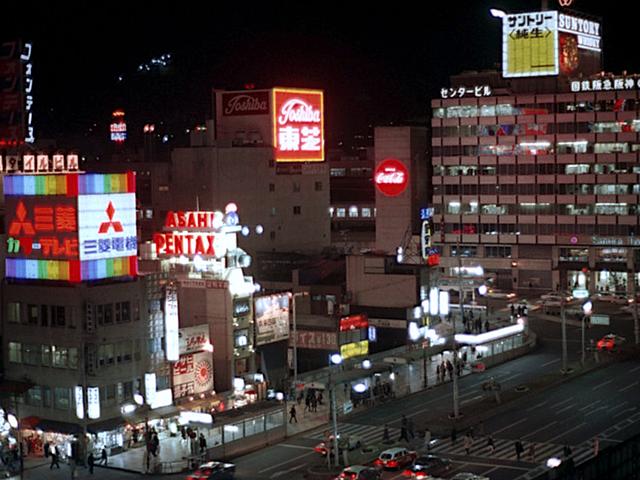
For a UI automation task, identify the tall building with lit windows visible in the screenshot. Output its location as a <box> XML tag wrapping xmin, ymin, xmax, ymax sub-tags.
<box><xmin>431</xmin><ymin>7</ymin><xmax>640</xmax><ymax>296</ymax></box>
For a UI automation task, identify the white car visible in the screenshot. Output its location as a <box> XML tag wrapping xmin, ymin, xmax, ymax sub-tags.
<box><xmin>540</xmin><ymin>291</ymin><xmax>573</xmax><ymax>303</ymax></box>
<box><xmin>486</xmin><ymin>289</ymin><xmax>516</xmax><ymax>299</ymax></box>
<box><xmin>595</xmin><ymin>293</ymin><xmax>629</xmax><ymax>305</ymax></box>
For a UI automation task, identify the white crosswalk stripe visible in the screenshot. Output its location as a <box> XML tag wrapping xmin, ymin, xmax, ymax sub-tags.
<box><xmin>430</xmin><ymin>436</ymin><xmax>594</xmax><ymax>465</ymax></box>
<box><xmin>305</xmin><ymin>422</ymin><xmax>401</xmax><ymax>445</ymax></box>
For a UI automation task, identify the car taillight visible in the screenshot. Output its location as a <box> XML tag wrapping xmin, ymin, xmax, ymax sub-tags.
<box><xmin>415</xmin><ymin>474</ymin><xmax>426</xmax><ymax>479</ymax></box>
<box><xmin>402</xmin><ymin>469</ymin><xmax>413</xmax><ymax>477</ymax></box>
<box><xmin>387</xmin><ymin>460</ymin><xmax>398</xmax><ymax>467</ymax></box>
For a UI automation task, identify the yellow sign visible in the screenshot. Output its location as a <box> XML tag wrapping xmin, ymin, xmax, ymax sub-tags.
<box><xmin>503</xmin><ymin>11</ymin><xmax>559</xmax><ymax>78</ymax></box>
<box><xmin>340</xmin><ymin>340</ymin><xmax>369</xmax><ymax>360</ymax></box>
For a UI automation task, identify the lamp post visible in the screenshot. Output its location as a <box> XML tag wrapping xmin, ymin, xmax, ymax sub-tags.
<box><xmin>561</xmin><ymin>298</ymin><xmax>568</xmax><ymax>374</ymax></box>
<box><xmin>291</xmin><ymin>292</ymin><xmax>309</xmax><ymax>394</ymax></box>
<box><xmin>451</xmin><ymin>241</ymin><xmax>462</xmax><ymax>419</ymax></box>
<box><xmin>328</xmin><ymin>353</ymin><xmax>342</xmax><ymax>468</ymax></box>
<box><xmin>582</xmin><ymin>300</ymin><xmax>593</xmax><ymax>367</ymax></box>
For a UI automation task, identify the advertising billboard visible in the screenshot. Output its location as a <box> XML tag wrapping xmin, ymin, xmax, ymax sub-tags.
<box><xmin>502</xmin><ymin>11</ymin><xmax>559</xmax><ymax>78</ymax></box>
<box><xmin>222</xmin><ymin>91</ymin><xmax>269</xmax><ymax>116</ymax></box>
<box><xmin>255</xmin><ymin>293</ymin><xmax>290</xmax><ymax>346</ymax></box>
<box><xmin>179</xmin><ymin>324</ymin><xmax>211</xmax><ymax>355</ymax></box>
<box><xmin>290</xmin><ymin>330</ymin><xmax>338</xmax><ymax>350</ymax></box>
<box><xmin>340</xmin><ymin>340</ymin><xmax>369</xmax><ymax>360</ymax></box>
<box><xmin>3</xmin><ymin>173</ymin><xmax>138</xmax><ymax>282</ymax></box>
<box><xmin>375</xmin><ymin>159</ymin><xmax>409</xmax><ymax>197</ymax></box>
<box><xmin>172</xmin><ymin>351</ymin><xmax>214</xmax><ymax>400</ymax></box>
<box><xmin>272</xmin><ymin>88</ymin><xmax>324</xmax><ymax>163</ymax></box>
<box><xmin>165</xmin><ymin>284</ymin><xmax>180</xmax><ymax>362</ymax></box>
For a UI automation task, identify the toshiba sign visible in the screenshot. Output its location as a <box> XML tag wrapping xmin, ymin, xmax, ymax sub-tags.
<box><xmin>222</xmin><ymin>91</ymin><xmax>270</xmax><ymax>116</ymax></box>
<box><xmin>375</xmin><ymin>159</ymin><xmax>408</xmax><ymax>197</ymax></box>
<box><xmin>272</xmin><ymin>88</ymin><xmax>324</xmax><ymax>163</ymax></box>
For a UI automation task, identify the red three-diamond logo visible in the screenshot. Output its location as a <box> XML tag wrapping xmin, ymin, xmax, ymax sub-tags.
<box><xmin>98</xmin><ymin>201</ymin><xmax>124</xmax><ymax>233</ymax></box>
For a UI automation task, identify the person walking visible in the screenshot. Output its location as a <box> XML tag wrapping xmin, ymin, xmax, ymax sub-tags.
<box><xmin>515</xmin><ymin>439</ymin><xmax>524</xmax><ymax>461</ymax></box>
<box><xmin>199</xmin><ymin>433</ymin><xmax>207</xmax><ymax>454</ymax></box>
<box><xmin>382</xmin><ymin>424</ymin><xmax>390</xmax><ymax>443</ymax></box>
<box><xmin>464</xmin><ymin>433</ymin><xmax>473</xmax><ymax>455</ymax></box>
<box><xmin>289</xmin><ymin>404</ymin><xmax>298</xmax><ymax>423</ymax></box>
<box><xmin>100</xmin><ymin>447</ymin><xmax>108</xmax><ymax>465</ymax></box>
<box><xmin>484</xmin><ymin>319</ymin><xmax>490</xmax><ymax>332</ymax></box>
<box><xmin>424</xmin><ymin>428</ymin><xmax>432</xmax><ymax>451</ymax></box>
<box><xmin>87</xmin><ymin>452</ymin><xmax>95</xmax><ymax>475</ymax></box>
<box><xmin>49</xmin><ymin>445</ymin><xmax>60</xmax><ymax>469</ymax></box>
<box><xmin>487</xmin><ymin>435</ymin><xmax>495</xmax><ymax>454</ymax></box>
<box><xmin>436</xmin><ymin>364</ymin><xmax>441</xmax><ymax>384</ymax></box>
<box><xmin>563</xmin><ymin>444</ymin><xmax>572</xmax><ymax>458</ymax></box>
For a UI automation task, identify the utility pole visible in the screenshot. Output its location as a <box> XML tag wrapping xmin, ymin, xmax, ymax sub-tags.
<box><xmin>452</xmin><ymin>239</ymin><xmax>461</xmax><ymax>418</ymax></box>
<box><xmin>561</xmin><ymin>299</ymin><xmax>568</xmax><ymax>373</ymax></box>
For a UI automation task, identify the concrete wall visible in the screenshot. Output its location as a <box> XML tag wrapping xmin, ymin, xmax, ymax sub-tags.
<box><xmin>346</xmin><ymin>255</ymin><xmax>417</xmax><ymax>308</ymax></box>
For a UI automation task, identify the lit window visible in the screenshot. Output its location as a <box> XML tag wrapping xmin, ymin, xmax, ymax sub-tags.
<box><xmin>328</xmin><ymin>207</ymin><xmax>335</xmax><ymax>217</ymax></box>
<box><xmin>349</xmin><ymin>206</ymin><xmax>358</xmax><ymax>218</ymax></box>
<box><xmin>336</xmin><ymin>208</ymin><xmax>346</xmax><ymax>218</ymax></box>
<box><xmin>361</xmin><ymin>208</ymin><xmax>372</xmax><ymax>218</ymax></box>
<box><xmin>9</xmin><ymin>342</ymin><xmax>22</xmax><ymax>363</ymax></box>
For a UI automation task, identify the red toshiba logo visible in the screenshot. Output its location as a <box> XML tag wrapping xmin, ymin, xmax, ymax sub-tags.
<box><xmin>99</xmin><ymin>201</ymin><xmax>124</xmax><ymax>233</ymax></box>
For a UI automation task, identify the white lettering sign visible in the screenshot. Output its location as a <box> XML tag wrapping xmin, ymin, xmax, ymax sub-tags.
<box><xmin>87</xmin><ymin>386</ymin><xmax>100</xmax><ymax>419</ymax></box>
<box><xmin>571</xmin><ymin>77</ymin><xmax>640</xmax><ymax>93</ymax></box>
<box><xmin>75</xmin><ymin>386</ymin><xmax>84</xmax><ymax>419</ymax></box>
<box><xmin>440</xmin><ymin>85</ymin><xmax>492</xmax><ymax>99</ymax></box>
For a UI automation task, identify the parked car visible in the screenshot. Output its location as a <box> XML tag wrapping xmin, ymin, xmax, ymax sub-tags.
<box><xmin>596</xmin><ymin>333</ymin><xmax>626</xmax><ymax>352</ymax></box>
<box><xmin>402</xmin><ymin>455</ymin><xmax>451</xmax><ymax>478</ymax></box>
<box><xmin>540</xmin><ymin>291</ymin><xmax>573</xmax><ymax>303</ymax></box>
<box><xmin>595</xmin><ymin>292</ymin><xmax>629</xmax><ymax>304</ymax></box>
<box><xmin>186</xmin><ymin>462</ymin><xmax>236</xmax><ymax>480</ymax></box>
<box><xmin>314</xmin><ymin>434</ymin><xmax>362</xmax><ymax>456</ymax></box>
<box><xmin>374</xmin><ymin>447</ymin><xmax>417</xmax><ymax>470</ymax></box>
<box><xmin>335</xmin><ymin>465</ymin><xmax>382</xmax><ymax>480</ymax></box>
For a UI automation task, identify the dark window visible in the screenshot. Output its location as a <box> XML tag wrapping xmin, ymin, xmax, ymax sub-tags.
<box><xmin>52</xmin><ymin>306</ymin><xmax>66</xmax><ymax>327</ymax></box>
<box><xmin>314</xmin><ymin>181</ymin><xmax>323</xmax><ymax>191</ymax></box>
<box><xmin>269</xmin><ymin>183</ymin><xmax>275</xmax><ymax>192</ymax></box>
<box><xmin>27</xmin><ymin>305</ymin><xmax>38</xmax><ymax>325</ymax></box>
<box><xmin>40</xmin><ymin>305</ymin><xmax>49</xmax><ymax>327</ymax></box>
<box><xmin>293</xmin><ymin>182</ymin><xmax>301</xmax><ymax>192</ymax></box>
<box><xmin>293</xmin><ymin>206</ymin><xmax>302</xmax><ymax>215</ymax></box>
<box><xmin>104</xmin><ymin>305</ymin><xmax>113</xmax><ymax>325</ymax></box>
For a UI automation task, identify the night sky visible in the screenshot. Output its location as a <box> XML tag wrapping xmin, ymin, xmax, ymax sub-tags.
<box><xmin>4</xmin><ymin>1</ymin><xmax>636</xmax><ymax>149</ymax></box>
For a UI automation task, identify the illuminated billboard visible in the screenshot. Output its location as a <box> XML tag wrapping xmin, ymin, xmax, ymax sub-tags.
<box><xmin>272</xmin><ymin>88</ymin><xmax>324</xmax><ymax>163</ymax></box>
<box><xmin>255</xmin><ymin>293</ymin><xmax>290</xmax><ymax>345</ymax></box>
<box><xmin>3</xmin><ymin>172</ymin><xmax>138</xmax><ymax>282</ymax></box>
<box><xmin>172</xmin><ymin>351</ymin><xmax>214</xmax><ymax>399</ymax></box>
<box><xmin>375</xmin><ymin>159</ymin><xmax>409</xmax><ymax>197</ymax></box>
<box><xmin>340</xmin><ymin>340</ymin><xmax>369</xmax><ymax>360</ymax></box>
<box><xmin>502</xmin><ymin>11</ymin><xmax>559</xmax><ymax>78</ymax></box>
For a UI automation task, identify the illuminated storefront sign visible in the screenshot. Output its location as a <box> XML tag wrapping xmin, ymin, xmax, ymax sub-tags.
<box><xmin>172</xmin><ymin>351</ymin><xmax>214</xmax><ymax>400</ymax></box>
<box><xmin>290</xmin><ymin>330</ymin><xmax>338</xmax><ymax>350</ymax></box>
<box><xmin>339</xmin><ymin>314</ymin><xmax>368</xmax><ymax>331</ymax></box>
<box><xmin>233</xmin><ymin>298</ymin><xmax>251</xmax><ymax>317</ymax></box>
<box><xmin>21</xmin><ymin>42</ymin><xmax>34</xmax><ymax>143</ymax></box>
<box><xmin>87</xmin><ymin>386</ymin><xmax>100</xmax><ymax>419</ymax></box>
<box><xmin>165</xmin><ymin>284</ymin><xmax>180</xmax><ymax>362</ymax></box>
<box><xmin>144</xmin><ymin>373</ymin><xmax>157</xmax><ymax>406</ymax></box>
<box><xmin>75</xmin><ymin>386</ymin><xmax>84</xmax><ymax>420</ymax></box>
<box><xmin>558</xmin><ymin>13</ymin><xmax>600</xmax><ymax>52</ymax></box>
<box><xmin>340</xmin><ymin>340</ymin><xmax>369</xmax><ymax>360</ymax></box>
<box><xmin>179</xmin><ymin>325</ymin><xmax>211</xmax><ymax>355</ymax></box>
<box><xmin>110</xmin><ymin>110</ymin><xmax>127</xmax><ymax>143</ymax></box>
<box><xmin>570</xmin><ymin>77</ymin><xmax>640</xmax><ymax>93</ymax></box>
<box><xmin>272</xmin><ymin>88</ymin><xmax>324</xmax><ymax>163</ymax></box>
<box><xmin>3</xmin><ymin>173</ymin><xmax>137</xmax><ymax>281</ymax></box>
<box><xmin>502</xmin><ymin>11</ymin><xmax>559</xmax><ymax>78</ymax></box>
<box><xmin>375</xmin><ymin>159</ymin><xmax>408</xmax><ymax>197</ymax></box>
<box><xmin>440</xmin><ymin>85</ymin><xmax>492</xmax><ymax>99</ymax></box>
<box><xmin>255</xmin><ymin>293</ymin><xmax>290</xmax><ymax>345</ymax></box>
<box><xmin>0</xmin><ymin>154</ymin><xmax>79</xmax><ymax>173</ymax></box>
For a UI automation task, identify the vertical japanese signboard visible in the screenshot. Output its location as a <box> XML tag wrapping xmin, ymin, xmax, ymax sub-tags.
<box><xmin>272</xmin><ymin>88</ymin><xmax>324</xmax><ymax>163</ymax></box>
<box><xmin>164</xmin><ymin>283</ymin><xmax>180</xmax><ymax>362</ymax></box>
<box><xmin>503</xmin><ymin>11</ymin><xmax>559</xmax><ymax>78</ymax></box>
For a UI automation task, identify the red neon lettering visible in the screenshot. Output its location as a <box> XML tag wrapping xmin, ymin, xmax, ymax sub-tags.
<box><xmin>195</xmin><ymin>235</ymin><xmax>206</xmax><ymax>255</ymax></box>
<box><xmin>197</xmin><ymin>212</ymin><xmax>208</xmax><ymax>228</ymax></box>
<box><xmin>165</xmin><ymin>234</ymin><xmax>175</xmax><ymax>254</ymax></box>
<box><xmin>153</xmin><ymin>233</ymin><xmax>166</xmax><ymax>254</ymax></box>
<box><xmin>34</xmin><ymin>206</ymin><xmax>55</xmax><ymax>232</ymax></box>
<box><xmin>206</xmin><ymin>235</ymin><xmax>215</xmax><ymax>255</ymax></box>
<box><xmin>177</xmin><ymin>211</ymin><xmax>186</xmax><ymax>228</ymax></box>
<box><xmin>165</xmin><ymin>211</ymin><xmax>177</xmax><ymax>228</ymax></box>
<box><xmin>55</xmin><ymin>206</ymin><xmax>77</xmax><ymax>232</ymax></box>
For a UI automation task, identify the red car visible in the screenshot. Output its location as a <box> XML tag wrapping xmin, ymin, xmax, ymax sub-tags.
<box><xmin>597</xmin><ymin>334</ymin><xmax>625</xmax><ymax>352</ymax></box>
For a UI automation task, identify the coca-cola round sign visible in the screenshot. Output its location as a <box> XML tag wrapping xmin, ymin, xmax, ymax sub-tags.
<box><xmin>375</xmin><ymin>159</ymin><xmax>409</xmax><ymax>196</ymax></box>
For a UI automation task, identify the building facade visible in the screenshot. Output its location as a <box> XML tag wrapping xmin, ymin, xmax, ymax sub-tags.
<box><xmin>431</xmin><ymin>78</ymin><xmax>640</xmax><ymax>294</ymax></box>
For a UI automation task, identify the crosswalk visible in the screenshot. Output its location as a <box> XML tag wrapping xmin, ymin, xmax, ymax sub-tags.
<box><xmin>305</xmin><ymin>422</ymin><xmax>595</xmax><ymax>467</ymax></box>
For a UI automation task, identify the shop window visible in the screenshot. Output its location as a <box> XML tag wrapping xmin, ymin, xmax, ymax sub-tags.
<box><xmin>9</xmin><ymin>342</ymin><xmax>22</xmax><ymax>363</ymax></box>
<box><xmin>361</xmin><ymin>208</ymin><xmax>372</xmax><ymax>218</ymax></box>
<box><xmin>244</xmin><ymin>416</ymin><xmax>265</xmax><ymax>437</ymax></box>
<box><xmin>54</xmin><ymin>387</ymin><xmax>70</xmax><ymax>410</ymax></box>
<box><xmin>266</xmin><ymin>411</ymin><xmax>284</xmax><ymax>430</ymax></box>
<box><xmin>224</xmin><ymin>422</ymin><xmax>244</xmax><ymax>443</ymax></box>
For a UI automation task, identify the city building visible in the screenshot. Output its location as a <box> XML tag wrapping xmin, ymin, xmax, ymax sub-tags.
<box><xmin>431</xmin><ymin>8</ymin><xmax>640</xmax><ymax>295</ymax></box>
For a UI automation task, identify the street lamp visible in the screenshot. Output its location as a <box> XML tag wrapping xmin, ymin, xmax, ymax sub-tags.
<box><xmin>581</xmin><ymin>300</ymin><xmax>593</xmax><ymax>366</ymax></box>
<box><xmin>291</xmin><ymin>291</ymin><xmax>309</xmax><ymax>394</ymax></box>
<box><xmin>328</xmin><ymin>353</ymin><xmax>342</xmax><ymax>468</ymax></box>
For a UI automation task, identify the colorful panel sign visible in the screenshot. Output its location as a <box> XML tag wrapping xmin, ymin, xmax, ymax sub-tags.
<box><xmin>502</xmin><ymin>11</ymin><xmax>559</xmax><ymax>78</ymax></box>
<box><xmin>340</xmin><ymin>340</ymin><xmax>369</xmax><ymax>360</ymax></box>
<box><xmin>172</xmin><ymin>351</ymin><xmax>214</xmax><ymax>400</ymax></box>
<box><xmin>255</xmin><ymin>293</ymin><xmax>290</xmax><ymax>346</ymax></box>
<box><xmin>339</xmin><ymin>314</ymin><xmax>369</xmax><ymax>331</ymax></box>
<box><xmin>77</xmin><ymin>193</ymin><xmax>137</xmax><ymax>261</ymax></box>
<box><xmin>375</xmin><ymin>159</ymin><xmax>409</xmax><ymax>197</ymax></box>
<box><xmin>272</xmin><ymin>88</ymin><xmax>324</xmax><ymax>163</ymax></box>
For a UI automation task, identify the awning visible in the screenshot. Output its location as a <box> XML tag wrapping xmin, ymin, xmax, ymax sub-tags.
<box><xmin>36</xmin><ymin>419</ymin><xmax>82</xmax><ymax>435</ymax></box>
<box><xmin>87</xmin><ymin>416</ymin><xmax>126</xmax><ymax>434</ymax></box>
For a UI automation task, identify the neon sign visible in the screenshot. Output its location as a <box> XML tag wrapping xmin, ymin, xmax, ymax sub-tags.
<box><xmin>375</xmin><ymin>159</ymin><xmax>409</xmax><ymax>197</ymax></box>
<box><xmin>272</xmin><ymin>88</ymin><xmax>324</xmax><ymax>163</ymax></box>
<box><xmin>21</xmin><ymin>42</ymin><xmax>34</xmax><ymax>143</ymax></box>
<box><xmin>339</xmin><ymin>314</ymin><xmax>369</xmax><ymax>331</ymax></box>
<box><xmin>110</xmin><ymin>110</ymin><xmax>127</xmax><ymax>143</ymax></box>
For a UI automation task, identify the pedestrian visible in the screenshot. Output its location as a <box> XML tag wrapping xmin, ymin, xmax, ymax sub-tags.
<box><xmin>399</xmin><ymin>426</ymin><xmax>409</xmax><ymax>443</ymax></box>
<box><xmin>593</xmin><ymin>436</ymin><xmax>600</xmax><ymax>456</ymax></box>
<box><xmin>153</xmin><ymin>434</ymin><xmax>160</xmax><ymax>457</ymax></box>
<box><xmin>424</xmin><ymin>428</ymin><xmax>432</xmax><ymax>451</ymax></box>
<box><xmin>101</xmin><ymin>446</ymin><xmax>108</xmax><ymax>465</ymax></box>
<box><xmin>289</xmin><ymin>405</ymin><xmax>298</xmax><ymax>423</ymax></box>
<box><xmin>487</xmin><ymin>435</ymin><xmax>495</xmax><ymax>454</ymax></box>
<box><xmin>563</xmin><ymin>444</ymin><xmax>572</xmax><ymax>458</ymax></box>
<box><xmin>44</xmin><ymin>442</ymin><xmax>50</xmax><ymax>458</ymax></box>
<box><xmin>515</xmin><ymin>439</ymin><xmax>524</xmax><ymax>461</ymax></box>
<box><xmin>304</xmin><ymin>395</ymin><xmax>311</xmax><ymax>412</ymax></box>
<box><xmin>446</xmin><ymin>360</ymin><xmax>454</xmax><ymax>381</ymax></box>
<box><xmin>464</xmin><ymin>433</ymin><xmax>473</xmax><ymax>455</ymax></box>
<box><xmin>528</xmin><ymin>443</ymin><xmax>536</xmax><ymax>462</ymax></box>
<box><xmin>50</xmin><ymin>446</ymin><xmax>60</xmax><ymax>469</ymax></box>
<box><xmin>436</xmin><ymin>364</ymin><xmax>441</xmax><ymax>384</ymax></box>
<box><xmin>311</xmin><ymin>395</ymin><xmax>318</xmax><ymax>412</ymax></box>
<box><xmin>451</xmin><ymin>427</ymin><xmax>457</xmax><ymax>445</ymax></box>
<box><xmin>382</xmin><ymin>424</ymin><xmax>390</xmax><ymax>443</ymax></box>
<box><xmin>484</xmin><ymin>319</ymin><xmax>490</xmax><ymax>332</ymax></box>
<box><xmin>317</xmin><ymin>391</ymin><xmax>323</xmax><ymax>405</ymax></box>
<box><xmin>408</xmin><ymin>417</ymin><xmax>415</xmax><ymax>440</ymax></box>
<box><xmin>199</xmin><ymin>433</ymin><xmax>207</xmax><ymax>454</ymax></box>
<box><xmin>87</xmin><ymin>452</ymin><xmax>95</xmax><ymax>475</ymax></box>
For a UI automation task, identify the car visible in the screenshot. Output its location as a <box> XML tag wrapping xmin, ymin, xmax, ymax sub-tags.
<box><xmin>374</xmin><ymin>447</ymin><xmax>417</xmax><ymax>470</ymax></box>
<box><xmin>402</xmin><ymin>455</ymin><xmax>451</xmax><ymax>478</ymax></box>
<box><xmin>451</xmin><ymin>474</ymin><xmax>490</xmax><ymax>480</ymax></box>
<box><xmin>314</xmin><ymin>434</ymin><xmax>362</xmax><ymax>456</ymax></box>
<box><xmin>597</xmin><ymin>333</ymin><xmax>626</xmax><ymax>352</ymax></box>
<box><xmin>540</xmin><ymin>291</ymin><xmax>573</xmax><ymax>303</ymax></box>
<box><xmin>486</xmin><ymin>288</ymin><xmax>516</xmax><ymax>299</ymax></box>
<box><xmin>186</xmin><ymin>461</ymin><xmax>236</xmax><ymax>480</ymax></box>
<box><xmin>335</xmin><ymin>465</ymin><xmax>382</xmax><ymax>480</ymax></box>
<box><xmin>595</xmin><ymin>292</ymin><xmax>629</xmax><ymax>304</ymax></box>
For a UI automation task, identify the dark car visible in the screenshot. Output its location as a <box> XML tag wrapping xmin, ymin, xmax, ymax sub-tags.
<box><xmin>336</xmin><ymin>465</ymin><xmax>382</xmax><ymax>480</ymax></box>
<box><xmin>186</xmin><ymin>461</ymin><xmax>236</xmax><ymax>480</ymax></box>
<box><xmin>402</xmin><ymin>455</ymin><xmax>451</xmax><ymax>479</ymax></box>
